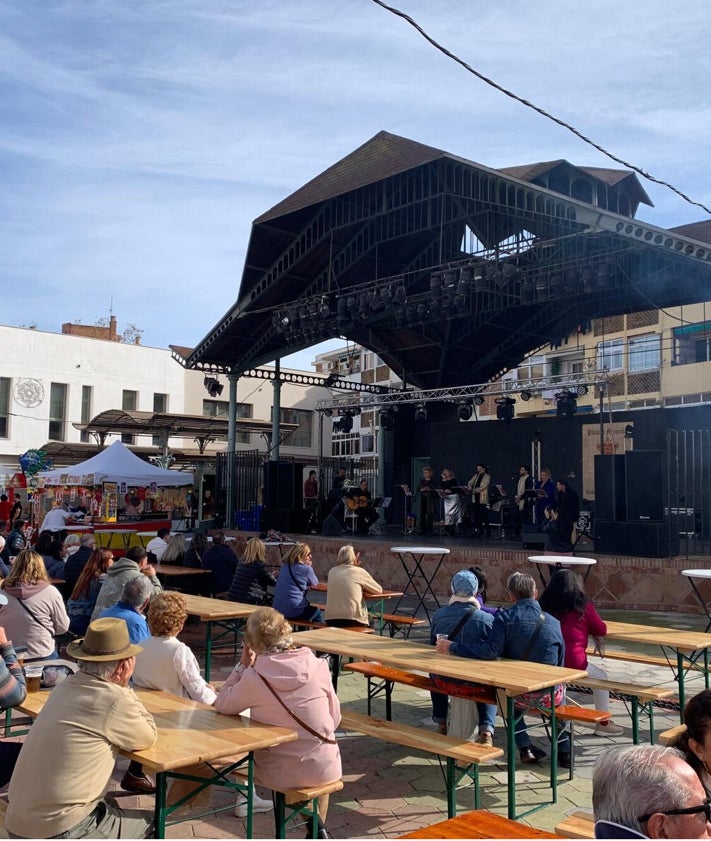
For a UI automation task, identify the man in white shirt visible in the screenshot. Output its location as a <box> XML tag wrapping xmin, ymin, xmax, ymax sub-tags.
<box><xmin>145</xmin><ymin>527</ymin><xmax>170</xmax><ymax>562</ymax></box>
<box><xmin>40</xmin><ymin>501</ymin><xmax>76</xmax><ymax>534</ymax></box>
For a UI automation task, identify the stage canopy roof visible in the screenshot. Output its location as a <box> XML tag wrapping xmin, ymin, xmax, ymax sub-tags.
<box><xmin>185</xmin><ymin>131</ymin><xmax>711</xmax><ymax>389</ymax></box>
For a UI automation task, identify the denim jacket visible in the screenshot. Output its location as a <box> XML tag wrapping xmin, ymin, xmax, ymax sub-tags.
<box><xmin>451</xmin><ymin>598</ymin><xmax>564</xmax><ymax>666</ymax></box>
<box><xmin>430</xmin><ymin>600</ymin><xmax>493</xmax><ymax>648</ymax></box>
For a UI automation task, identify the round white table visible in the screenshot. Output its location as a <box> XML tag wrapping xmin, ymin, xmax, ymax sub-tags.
<box><xmin>681</xmin><ymin>570</ymin><xmax>711</xmax><ymax>631</ymax></box>
<box><xmin>528</xmin><ymin>555</ymin><xmax>597</xmax><ymax>586</ymax></box>
<box><xmin>390</xmin><ymin>546</ymin><xmax>450</xmax><ymax>622</ymax></box>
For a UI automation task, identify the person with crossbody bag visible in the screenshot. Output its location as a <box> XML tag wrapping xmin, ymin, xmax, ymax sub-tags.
<box><xmin>216</xmin><ymin>607</ymin><xmax>341</xmax><ymax>836</ymax></box>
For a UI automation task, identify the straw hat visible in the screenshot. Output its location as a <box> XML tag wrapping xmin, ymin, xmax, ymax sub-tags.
<box><xmin>67</xmin><ymin>618</ymin><xmax>143</xmax><ymax>661</ymax></box>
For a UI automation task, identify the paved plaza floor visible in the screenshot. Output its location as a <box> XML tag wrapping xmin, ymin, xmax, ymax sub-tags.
<box><xmin>87</xmin><ymin>603</ymin><xmax>703</xmax><ymax>839</ymax></box>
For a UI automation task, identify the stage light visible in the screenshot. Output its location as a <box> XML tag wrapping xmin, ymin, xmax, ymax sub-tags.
<box><xmin>203</xmin><ymin>376</ymin><xmax>223</xmax><ymax>397</ymax></box>
<box><xmin>457</xmin><ymin>400</ymin><xmax>473</xmax><ymax>421</ymax></box>
<box><xmin>323</xmin><ymin>408</ymin><xmax>333</xmax><ymax>417</ymax></box>
<box><xmin>556</xmin><ymin>391</ymin><xmax>577</xmax><ymax>417</ymax></box>
<box><xmin>380</xmin><ymin>408</ymin><xmax>396</xmax><ymax>431</ymax></box>
<box><xmin>521</xmin><ymin>280</ymin><xmax>534</xmax><ymax>303</ymax></box>
<box><xmin>323</xmin><ymin>374</ymin><xmax>338</xmax><ymax>388</ymax></box>
<box><xmin>495</xmin><ymin>396</ymin><xmax>516</xmax><ymax>422</ymax></box>
<box><xmin>333</xmin><ymin>413</ymin><xmax>353</xmax><ymax>433</ymax></box>
<box><xmin>575</xmin><ymin>384</ymin><xmax>589</xmax><ymax>396</ymax></box>
<box><xmin>519</xmin><ymin>390</ymin><xmax>532</xmax><ymax>402</ymax></box>
<box><xmin>414</xmin><ymin>404</ymin><xmax>428</xmax><ymax>424</ymax></box>
<box><xmin>430</xmin><ymin>272</ymin><xmax>443</xmax><ymax>299</ymax></box>
<box><xmin>473</xmin><ymin>395</ymin><xmax>485</xmax><ymax>406</ymax></box>
<box><xmin>624</xmin><ymin>424</ymin><xmax>635</xmax><ymax>439</ymax></box>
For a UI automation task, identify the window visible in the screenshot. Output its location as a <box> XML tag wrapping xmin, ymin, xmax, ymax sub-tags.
<box><xmin>331</xmin><ymin>433</ymin><xmax>360</xmax><ymax>457</ymax></box>
<box><xmin>121</xmin><ymin>390</ymin><xmax>137</xmax><ymax>444</ymax></box>
<box><xmin>597</xmin><ymin>339</ymin><xmax>624</xmax><ymax>372</ymax></box>
<box><xmin>0</xmin><ymin>378</ymin><xmax>9</xmax><ymax>438</ymax></box>
<box><xmin>202</xmin><ymin>400</ymin><xmax>252</xmax><ymax>444</ymax></box>
<box><xmin>80</xmin><ymin>386</ymin><xmax>93</xmax><ymax>443</ymax></box>
<box><xmin>49</xmin><ymin>382</ymin><xmax>67</xmax><ymax>441</ymax></box>
<box><xmin>279</xmin><ymin>408</ymin><xmax>312</xmax><ymax>448</ymax></box>
<box><xmin>628</xmin><ymin>335</ymin><xmax>660</xmax><ymax>372</ymax></box>
<box><xmin>361</xmin><ymin>432</ymin><xmax>376</xmax><ymax>454</ymax></box>
<box><xmin>152</xmin><ymin>393</ymin><xmax>168</xmax><ymax>445</ymax></box>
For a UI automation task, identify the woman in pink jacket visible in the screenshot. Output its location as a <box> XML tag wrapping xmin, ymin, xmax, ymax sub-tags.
<box><xmin>215</xmin><ymin>607</ymin><xmax>341</xmax><ymax>835</ymax></box>
<box><xmin>539</xmin><ymin>568</ymin><xmax>624</xmax><ymax>735</ymax></box>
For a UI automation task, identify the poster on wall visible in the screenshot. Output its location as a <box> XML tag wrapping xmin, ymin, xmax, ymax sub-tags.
<box><xmin>582</xmin><ymin>422</ymin><xmax>632</xmax><ymax>500</ymax></box>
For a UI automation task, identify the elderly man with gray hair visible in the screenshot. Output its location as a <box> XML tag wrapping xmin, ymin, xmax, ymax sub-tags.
<box><xmin>593</xmin><ymin>744</ymin><xmax>711</xmax><ymax>839</ymax></box>
<box><xmin>437</xmin><ymin>570</ymin><xmax>568</xmax><ymax>766</ymax></box>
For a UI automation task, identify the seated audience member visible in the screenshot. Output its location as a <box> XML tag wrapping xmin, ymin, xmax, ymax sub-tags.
<box><xmin>0</xmin><ymin>536</ymin><xmax>10</xmax><ymax>577</ymax></box>
<box><xmin>133</xmin><ymin>592</ymin><xmax>216</xmax><ymax>703</ymax></box>
<box><xmin>226</xmin><ymin>537</ymin><xmax>276</xmax><ymax>605</ymax></box>
<box><xmin>158</xmin><ymin>533</ymin><xmax>186</xmax><ymax>566</ymax></box>
<box><xmin>437</xmin><ymin>571</ymin><xmax>569</xmax><ymax>767</ymax></box>
<box><xmin>430</xmin><ymin>570</ymin><xmax>496</xmax><ymax>745</ymax></box>
<box><xmin>63</xmin><ymin>533</ymin><xmax>97</xmax><ymax>592</ymax></box>
<box><xmin>67</xmin><ymin>548</ymin><xmax>115</xmax><ymax>636</ymax></box>
<box><xmin>539</xmin><ymin>568</ymin><xmax>624</xmax><ymax>735</ymax></box>
<box><xmin>6</xmin><ymin>618</ymin><xmax>157</xmax><ymax>839</ymax></box>
<box><xmin>92</xmin><ymin>546</ymin><xmax>162</xmax><ymax>620</ymax></box>
<box><xmin>592</xmin><ymin>744</ymin><xmax>711</xmax><ymax>839</ymax></box>
<box><xmin>0</xmin><ymin>613</ymin><xmax>27</xmax><ymax>788</ymax></box>
<box><xmin>671</xmin><ymin>688</ymin><xmax>711</xmax><ymax>794</ymax></box>
<box><xmin>145</xmin><ymin>527</ymin><xmax>171</xmax><ymax>562</ymax></box>
<box><xmin>201</xmin><ymin>530</ymin><xmax>238</xmax><ymax>595</ymax></box>
<box><xmin>63</xmin><ymin>533</ymin><xmax>81</xmax><ymax>556</ymax></box>
<box><xmin>0</xmin><ymin>549</ymin><xmax>69</xmax><ymax>661</ymax></box>
<box><xmin>6</xmin><ymin>519</ymin><xmax>28</xmax><ymax>557</ymax></box>
<box><xmin>183</xmin><ymin>532</ymin><xmax>207</xmax><ymax>569</ymax></box>
<box><xmin>98</xmin><ymin>575</ymin><xmax>155</xmax><ymax>795</ymax></box>
<box><xmin>272</xmin><ymin>542</ymin><xmax>322</xmax><ymax>623</ymax></box>
<box><xmin>35</xmin><ymin>530</ymin><xmax>67</xmax><ymax>580</ymax></box>
<box><xmin>215</xmin><ymin>607</ymin><xmax>341</xmax><ymax>832</ymax></box>
<box><xmin>324</xmin><ymin>544</ymin><xmax>382</xmax><ymax>628</ymax></box>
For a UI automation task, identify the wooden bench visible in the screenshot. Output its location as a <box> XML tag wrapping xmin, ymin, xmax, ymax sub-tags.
<box><xmin>575</xmin><ymin>677</ymin><xmax>674</xmax><ymax>744</ymax></box>
<box><xmin>658</xmin><ymin>723</ymin><xmax>686</xmax><ymax>745</ymax></box>
<box><xmin>370</xmin><ymin>612</ymin><xmax>426</xmax><ymax>639</ymax></box>
<box><xmin>555</xmin><ymin>810</ymin><xmax>595</xmax><ymax>839</ymax></box>
<box><xmin>339</xmin><ymin>709</ymin><xmax>503</xmax><ymax>818</ymax></box>
<box><xmin>232</xmin><ymin>771</ymin><xmax>343</xmax><ymax>839</ymax></box>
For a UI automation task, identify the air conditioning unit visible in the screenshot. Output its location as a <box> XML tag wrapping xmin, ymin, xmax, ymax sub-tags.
<box><xmin>327</xmin><ymin>362</ymin><xmax>336</xmax><ymax>370</ymax></box>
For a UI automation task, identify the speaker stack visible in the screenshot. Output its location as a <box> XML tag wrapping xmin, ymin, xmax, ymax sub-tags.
<box><xmin>594</xmin><ymin>451</ymin><xmax>675</xmax><ymax>557</ymax></box>
<box><xmin>262</xmin><ymin>462</ymin><xmax>304</xmax><ymax>533</ymax></box>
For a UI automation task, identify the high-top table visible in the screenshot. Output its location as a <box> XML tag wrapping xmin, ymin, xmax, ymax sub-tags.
<box><xmin>16</xmin><ymin>686</ymin><xmax>297</xmax><ymax>838</ymax></box>
<box><xmin>603</xmin><ymin>619</ymin><xmax>711</xmax><ymax>714</ymax></box>
<box><xmin>681</xmin><ymin>569</ymin><xmax>711</xmax><ymax>631</ymax></box>
<box><xmin>180</xmin><ymin>594</ymin><xmax>262</xmax><ymax>680</ymax></box>
<box><xmin>528</xmin><ymin>555</ymin><xmax>597</xmax><ymax>586</ymax></box>
<box><xmin>292</xmin><ymin>626</ymin><xmax>586</xmax><ymax>820</ymax></box>
<box><xmin>390</xmin><ymin>546</ymin><xmax>450</xmax><ymax>622</ymax></box>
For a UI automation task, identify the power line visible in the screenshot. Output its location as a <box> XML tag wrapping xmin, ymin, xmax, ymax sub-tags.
<box><xmin>369</xmin><ymin>0</ymin><xmax>711</xmax><ymax>216</ymax></box>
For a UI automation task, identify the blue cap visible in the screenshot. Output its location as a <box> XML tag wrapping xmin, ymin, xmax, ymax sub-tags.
<box><xmin>451</xmin><ymin>570</ymin><xmax>478</xmax><ymax>596</ymax></box>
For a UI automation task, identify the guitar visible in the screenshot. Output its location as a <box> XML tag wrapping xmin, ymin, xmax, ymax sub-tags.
<box><xmin>346</xmin><ymin>495</ymin><xmax>370</xmax><ymax>511</ymax></box>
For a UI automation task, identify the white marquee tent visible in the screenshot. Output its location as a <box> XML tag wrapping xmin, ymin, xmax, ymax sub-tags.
<box><xmin>37</xmin><ymin>440</ymin><xmax>193</xmax><ymax>487</ymax></box>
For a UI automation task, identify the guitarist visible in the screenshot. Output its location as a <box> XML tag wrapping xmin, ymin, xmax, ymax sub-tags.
<box><xmin>347</xmin><ymin>479</ymin><xmax>379</xmax><ymax>535</ymax></box>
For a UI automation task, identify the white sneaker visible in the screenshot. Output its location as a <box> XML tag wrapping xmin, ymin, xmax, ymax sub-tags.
<box><xmin>235</xmin><ymin>790</ymin><xmax>273</xmax><ymax>818</ymax></box>
<box><xmin>594</xmin><ymin>721</ymin><xmax>624</xmax><ymax>736</ymax></box>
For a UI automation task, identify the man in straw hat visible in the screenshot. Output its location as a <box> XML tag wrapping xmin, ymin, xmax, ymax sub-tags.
<box><xmin>6</xmin><ymin>618</ymin><xmax>157</xmax><ymax>839</ymax></box>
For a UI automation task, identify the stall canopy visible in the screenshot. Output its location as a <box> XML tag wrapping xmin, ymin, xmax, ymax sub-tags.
<box><xmin>36</xmin><ymin>440</ymin><xmax>194</xmax><ymax>487</ymax></box>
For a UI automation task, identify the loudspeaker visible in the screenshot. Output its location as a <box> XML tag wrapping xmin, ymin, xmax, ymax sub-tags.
<box><xmin>263</xmin><ymin>462</ymin><xmax>303</xmax><ymax>510</ymax></box>
<box><xmin>594</xmin><ymin>455</ymin><xmax>626</xmax><ymax>521</ymax></box>
<box><xmin>594</xmin><ymin>519</ymin><xmax>629</xmax><ymax>554</ymax></box>
<box><xmin>522</xmin><ymin>524</ymin><xmax>545</xmax><ymax>550</ymax></box>
<box><xmin>321</xmin><ymin>514</ymin><xmax>345</xmax><ymax>537</ymax></box>
<box><xmin>625</xmin><ymin>451</ymin><xmax>664</xmax><ymax>522</ymax></box>
<box><xmin>626</xmin><ymin>521</ymin><xmax>676</xmax><ymax>558</ymax></box>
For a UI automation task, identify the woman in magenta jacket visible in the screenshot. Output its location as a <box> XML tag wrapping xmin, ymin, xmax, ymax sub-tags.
<box><xmin>539</xmin><ymin>568</ymin><xmax>624</xmax><ymax>735</ymax></box>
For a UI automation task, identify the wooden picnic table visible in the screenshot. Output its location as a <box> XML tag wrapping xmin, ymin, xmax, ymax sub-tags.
<box><xmin>16</xmin><ymin>686</ymin><xmax>297</xmax><ymax>838</ymax></box>
<box><xmin>399</xmin><ymin>808</ymin><xmax>562</xmax><ymax>838</ymax></box>
<box><xmin>292</xmin><ymin>626</ymin><xmax>586</xmax><ymax>820</ymax></box>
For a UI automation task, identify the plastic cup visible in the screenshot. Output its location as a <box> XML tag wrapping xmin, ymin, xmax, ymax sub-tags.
<box><xmin>15</xmin><ymin>646</ymin><xmax>27</xmax><ymax>668</ymax></box>
<box><xmin>436</xmin><ymin>634</ymin><xmax>449</xmax><ymax>642</ymax></box>
<box><xmin>25</xmin><ymin>665</ymin><xmax>43</xmax><ymax>693</ymax></box>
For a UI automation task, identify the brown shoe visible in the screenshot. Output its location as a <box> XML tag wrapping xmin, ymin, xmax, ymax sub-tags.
<box><xmin>477</xmin><ymin>731</ymin><xmax>494</xmax><ymax>747</ymax></box>
<box><xmin>436</xmin><ymin>722</ymin><xmax>447</xmax><ymax>735</ymax></box>
<box><xmin>120</xmin><ymin>771</ymin><xmax>156</xmax><ymax>794</ymax></box>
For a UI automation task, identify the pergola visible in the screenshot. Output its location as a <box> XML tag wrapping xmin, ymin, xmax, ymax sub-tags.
<box><xmin>185</xmin><ymin>130</ymin><xmax>711</xmax><ymax>388</ymax></box>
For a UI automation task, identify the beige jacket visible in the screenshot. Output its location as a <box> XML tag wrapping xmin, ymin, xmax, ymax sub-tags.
<box><xmin>6</xmin><ymin>671</ymin><xmax>157</xmax><ymax>838</ymax></box>
<box><xmin>325</xmin><ymin>563</ymin><xmax>382</xmax><ymax>625</ymax></box>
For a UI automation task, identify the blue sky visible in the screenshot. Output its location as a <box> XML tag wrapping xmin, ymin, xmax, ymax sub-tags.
<box><xmin>1</xmin><ymin>0</ymin><xmax>709</xmax><ymax>370</ymax></box>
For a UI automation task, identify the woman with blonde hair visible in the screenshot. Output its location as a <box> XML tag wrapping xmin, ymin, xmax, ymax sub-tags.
<box><xmin>272</xmin><ymin>543</ymin><xmax>322</xmax><ymax>623</ymax></box>
<box><xmin>325</xmin><ymin>544</ymin><xmax>382</xmax><ymax>628</ymax></box>
<box><xmin>216</xmin><ymin>607</ymin><xmax>341</xmax><ymax>835</ymax></box>
<box><xmin>0</xmin><ymin>549</ymin><xmax>69</xmax><ymax>661</ymax></box>
<box><xmin>226</xmin><ymin>537</ymin><xmax>276</xmax><ymax>605</ymax></box>
<box><xmin>67</xmin><ymin>548</ymin><xmax>114</xmax><ymax>636</ymax></box>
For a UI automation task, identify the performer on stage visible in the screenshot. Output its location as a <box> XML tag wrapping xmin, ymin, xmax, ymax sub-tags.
<box><xmin>328</xmin><ymin>467</ymin><xmax>348</xmax><ymax>526</ymax></box>
<box><xmin>440</xmin><ymin>468</ymin><xmax>462</xmax><ymax>538</ymax></box>
<box><xmin>346</xmin><ymin>479</ymin><xmax>378</xmax><ymax>535</ymax></box>
<box><xmin>534</xmin><ymin>468</ymin><xmax>556</xmax><ymax>526</ymax></box>
<box><xmin>467</xmin><ymin>464</ymin><xmax>491</xmax><ymax>538</ymax></box>
<box><xmin>417</xmin><ymin>466</ymin><xmax>436</xmax><ymax>536</ymax></box>
<box><xmin>513</xmin><ymin>464</ymin><xmax>534</xmax><ymax>540</ymax></box>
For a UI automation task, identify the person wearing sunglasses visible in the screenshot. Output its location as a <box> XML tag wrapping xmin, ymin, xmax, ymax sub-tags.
<box><xmin>593</xmin><ymin>744</ymin><xmax>711</xmax><ymax>839</ymax></box>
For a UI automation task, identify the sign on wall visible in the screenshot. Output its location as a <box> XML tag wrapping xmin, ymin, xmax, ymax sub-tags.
<box><xmin>582</xmin><ymin>422</ymin><xmax>632</xmax><ymax>500</ymax></box>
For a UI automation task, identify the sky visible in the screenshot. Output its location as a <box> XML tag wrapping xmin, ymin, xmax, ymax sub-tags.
<box><xmin>1</xmin><ymin>0</ymin><xmax>710</xmax><ymax>371</ymax></box>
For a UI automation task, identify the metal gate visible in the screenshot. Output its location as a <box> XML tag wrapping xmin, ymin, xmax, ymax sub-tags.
<box><xmin>667</xmin><ymin>429</ymin><xmax>711</xmax><ymax>557</ymax></box>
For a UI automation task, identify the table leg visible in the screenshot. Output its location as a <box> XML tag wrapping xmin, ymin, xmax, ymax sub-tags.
<box><xmin>204</xmin><ymin>620</ymin><xmax>213</xmax><ymax>682</ymax></box>
<box><xmin>154</xmin><ymin>771</ymin><xmax>168</xmax><ymax>839</ymax></box>
<box><xmin>415</xmin><ymin>553</ymin><xmax>445</xmax><ymax>621</ymax></box>
<box><xmin>506</xmin><ymin>695</ymin><xmax>516</xmax><ymax>820</ymax></box>
<box><xmin>687</xmin><ymin>577</ymin><xmax>711</xmax><ymax>632</ymax></box>
<box><xmin>392</xmin><ymin>555</ymin><xmax>421</xmax><ymax>615</ymax></box>
<box><xmin>677</xmin><ymin>649</ymin><xmax>686</xmax><ymax>719</ymax></box>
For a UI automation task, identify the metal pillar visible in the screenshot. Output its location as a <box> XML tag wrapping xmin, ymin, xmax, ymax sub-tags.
<box><xmin>271</xmin><ymin>360</ymin><xmax>281</xmax><ymax>462</ymax></box>
<box><xmin>226</xmin><ymin>372</ymin><xmax>239</xmax><ymax>529</ymax></box>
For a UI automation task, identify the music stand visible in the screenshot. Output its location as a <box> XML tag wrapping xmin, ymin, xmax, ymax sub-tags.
<box><xmin>399</xmin><ymin>485</ymin><xmax>415</xmax><ymax>535</ymax></box>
